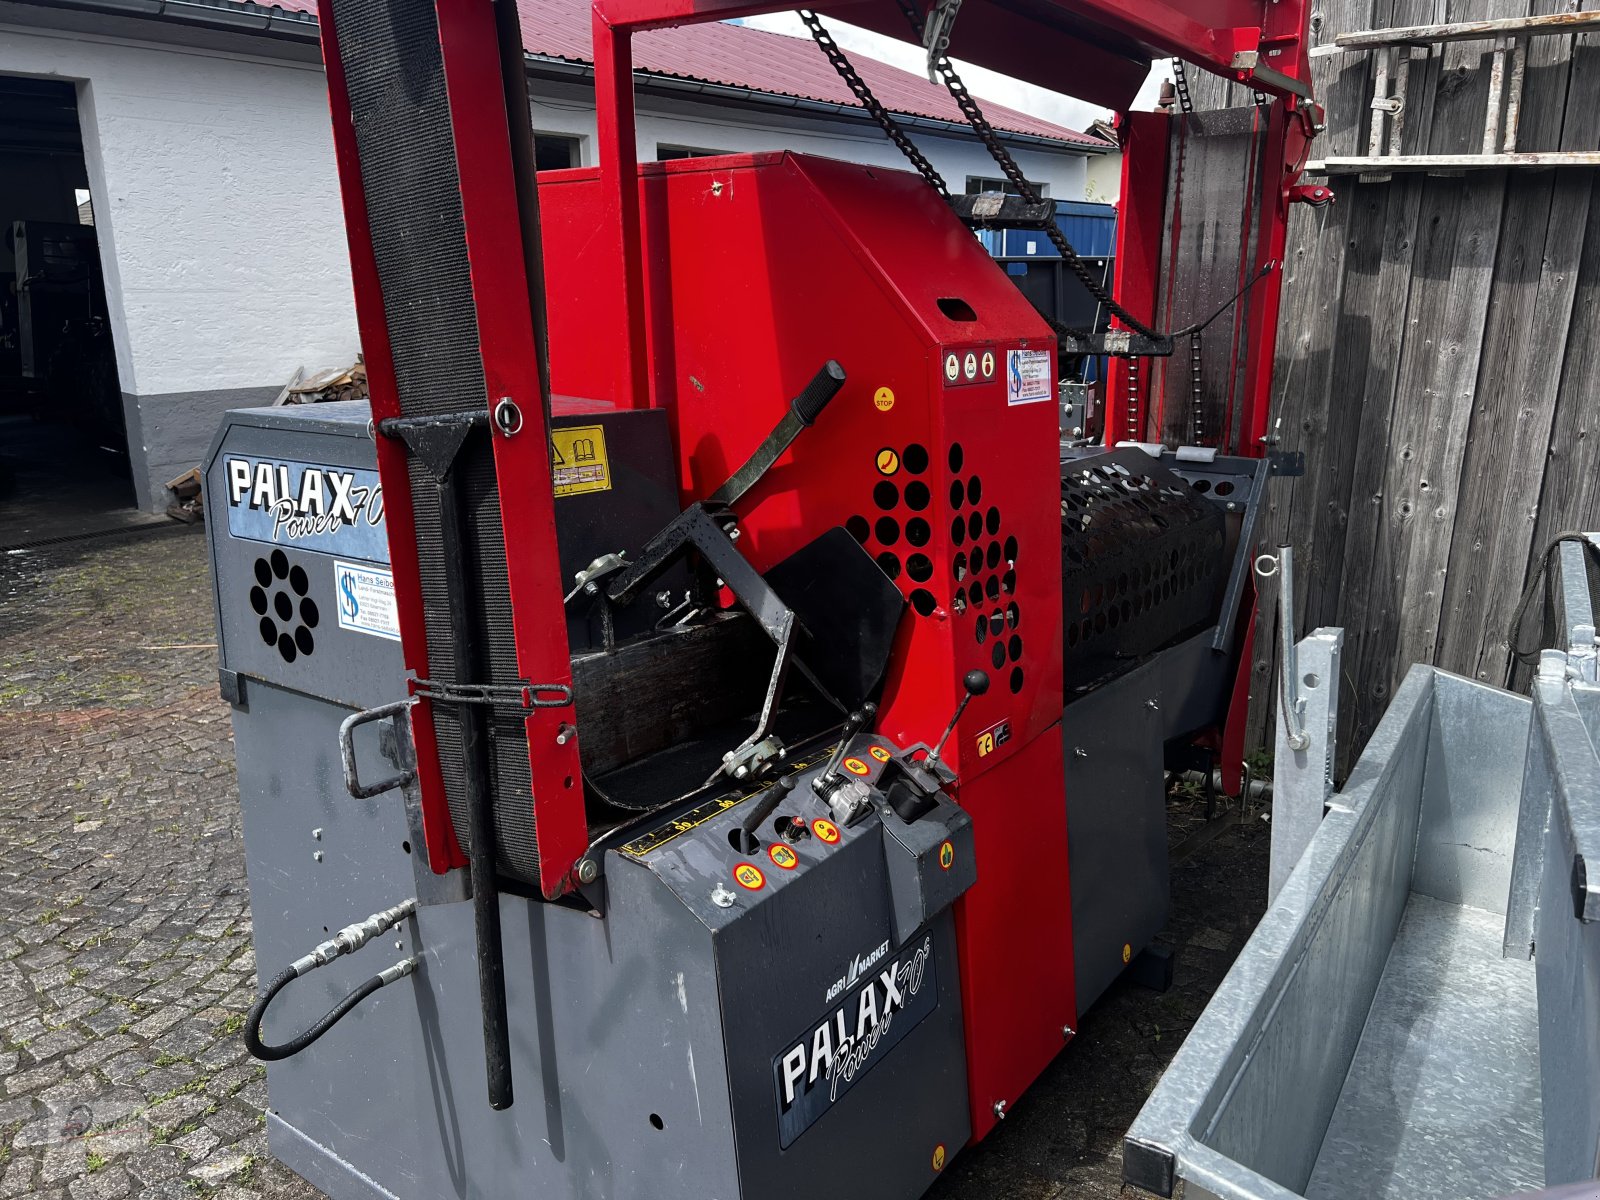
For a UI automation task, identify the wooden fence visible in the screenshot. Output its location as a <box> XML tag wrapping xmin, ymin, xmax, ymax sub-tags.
<box><xmin>1189</xmin><ymin>0</ymin><xmax>1600</xmax><ymax>767</ymax></box>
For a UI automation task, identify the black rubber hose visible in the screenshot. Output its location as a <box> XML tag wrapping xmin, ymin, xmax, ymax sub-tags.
<box><xmin>243</xmin><ymin>967</ymin><xmax>384</xmax><ymax>1062</ymax></box>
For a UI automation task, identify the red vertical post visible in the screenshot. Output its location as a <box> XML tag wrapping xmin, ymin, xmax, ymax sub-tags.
<box><xmin>592</xmin><ymin>8</ymin><xmax>651</xmax><ymax>409</ymax></box>
<box><xmin>1105</xmin><ymin>110</ymin><xmax>1169</xmax><ymax>445</ymax></box>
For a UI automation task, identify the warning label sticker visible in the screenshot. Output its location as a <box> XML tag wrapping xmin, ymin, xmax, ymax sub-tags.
<box><xmin>550</xmin><ymin>425</ymin><xmax>611</xmax><ymax>497</ymax></box>
<box><xmin>1005</xmin><ymin>349</ymin><xmax>1053</xmax><ymax>406</ymax></box>
<box><xmin>334</xmin><ymin>560</ymin><xmax>401</xmax><ymax>642</ymax></box>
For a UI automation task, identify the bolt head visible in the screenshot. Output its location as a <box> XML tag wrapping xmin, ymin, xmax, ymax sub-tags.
<box><xmin>576</xmin><ymin>858</ymin><xmax>599</xmax><ymax>885</ymax></box>
<box><xmin>313</xmin><ymin>850</ymin><xmax>324</xmax><ymax>863</ymax></box>
<box><xmin>992</xmin><ymin>1100</ymin><xmax>1008</xmax><ymax>1119</ymax></box>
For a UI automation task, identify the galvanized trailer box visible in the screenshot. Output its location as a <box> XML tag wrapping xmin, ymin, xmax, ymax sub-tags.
<box><xmin>1125</xmin><ymin>651</ymin><xmax>1600</xmax><ymax>1200</ymax></box>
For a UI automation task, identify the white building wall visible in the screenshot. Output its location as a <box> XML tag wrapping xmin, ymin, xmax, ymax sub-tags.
<box><xmin>531</xmin><ymin>85</ymin><xmax>1094</xmax><ymax>200</ymax></box>
<box><xmin>0</xmin><ymin>21</ymin><xmax>1093</xmax><ymax>508</ymax></box>
<box><xmin>0</xmin><ymin>23</ymin><xmax>358</xmax><ymax>398</ymax></box>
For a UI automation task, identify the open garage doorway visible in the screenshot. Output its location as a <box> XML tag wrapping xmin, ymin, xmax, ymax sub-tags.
<box><xmin>1</xmin><ymin>74</ymin><xmax>141</xmax><ymax>546</ymax></box>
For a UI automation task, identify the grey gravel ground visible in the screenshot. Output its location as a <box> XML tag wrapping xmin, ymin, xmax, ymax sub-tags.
<box><xmin>0</xmin><ymin>526</ymin><xmax>1268</xmax><ymax>1199</ymax></box>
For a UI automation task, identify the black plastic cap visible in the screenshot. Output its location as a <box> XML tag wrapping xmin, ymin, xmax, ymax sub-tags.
<box><xmin>963</xmin><ymin>669</ymin><xmax>991</xmax><ymax>697</ymax></box>
<box><xmin>792</xmin><ymin>360</ymin><xmax>847</xmax><ymax>426</ymax></box>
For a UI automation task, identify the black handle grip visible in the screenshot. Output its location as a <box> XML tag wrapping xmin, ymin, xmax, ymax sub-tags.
<box><xmin>791</xmin><ymin>360</ymin><xmax>847</xmax><ymax>427</ymax></box>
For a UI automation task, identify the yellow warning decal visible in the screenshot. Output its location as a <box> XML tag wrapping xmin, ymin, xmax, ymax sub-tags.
<box><xmin>874</xmin><ymin>386</ymin><xmax>896</xmax><ymax>412</ymax></box>
<box><xmin>932</xmin><ymin>1144</ymin><xmax>947</xmax><ymax>1172</ymax></box>
<box><xmin>868</xmin><ymin>745</ymin><xmax>892</xmax><ymax>763</ymax></box>
<box><xmin>1122</xmin><ymin>942</ymin><xmax>1133</xmax><ymax>964</ymax></box>
<box><xmin>938</xmin><ymin>841</ymin><xmax>954</xmax><ymax>871</ymax></box>
<box><xmin>733</xmin><ymin>863</ymin><xmax>766</xmax><ymax>891</ymax></box>
<box><xmin>876</xmin><ymin>448</ymin><xmax>901</xmax><ymax>476</ymax></box>
<box><xmin>813</xmin><ymin>818</ymin><xmax>841</xmax><ymax>845</ymax></box>
<box><xmin>768</xmin><ymin>843</ymin><xmax>798</xmax><ymax>870</ymax></box>
<box><xmin>550</xmin><ymin>425</ymin><xmax>610</xmax><ymax>498</ymax></box>
<box><xmin>843</xmin><ymin>757</ymin><xmax>870</xmax><ymax>776</ymax></box>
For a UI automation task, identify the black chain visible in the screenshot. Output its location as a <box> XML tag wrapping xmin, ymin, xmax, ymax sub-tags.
<box><xmin>1171</xmin><ymin>58</ymin><xmax>1195</xmax><ymax>114</ymax></box>
<box><xmin>797</xmin><ymin>11</ymin><xmax>949</xmax><ymax>199</ymax></box>
<box><xmin>898</xmin><ymin>0</ymin><xmax>1163</xmax><ymax>342</ymax></box>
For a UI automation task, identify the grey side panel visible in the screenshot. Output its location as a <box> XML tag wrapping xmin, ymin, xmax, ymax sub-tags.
<box><xmin>234</xmin><ymin>684</ymin><xmax>740</xmax><ymax>1200</ymax></box>
<box><xmin>1412</xmin><ymin>673</ymin><xmax>1530</xmax><ymax>914</ymax></box>
<box><xmin>128</xmin><ymin>385</ymin><xmax>281</xmax><ymax>510</ymax></box>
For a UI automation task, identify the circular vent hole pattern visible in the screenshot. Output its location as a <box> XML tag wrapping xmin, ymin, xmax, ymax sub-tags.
<box><xmin>251</xmin><ymin>554</ymin><xmax>317</xmax><ymax>663</ymax></box>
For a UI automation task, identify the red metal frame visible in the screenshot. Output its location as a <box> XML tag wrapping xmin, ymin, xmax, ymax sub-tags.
<box><xmin>319</xmin><ymin>0</ymin><xmax>588</xmax><ymax>899</ymax></box>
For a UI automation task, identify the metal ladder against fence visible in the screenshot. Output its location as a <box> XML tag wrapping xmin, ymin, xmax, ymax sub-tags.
<box><xmin>1307</xmin><ymin>9</ymin><xmax>1600</xmax><ymax>177</ymax></box>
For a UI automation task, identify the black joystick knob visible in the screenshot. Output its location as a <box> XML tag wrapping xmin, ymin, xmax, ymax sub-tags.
<box><xmin>930</xmin><ymin>670</ymin><xmax>990</xmax><ymax>765</ymax></box>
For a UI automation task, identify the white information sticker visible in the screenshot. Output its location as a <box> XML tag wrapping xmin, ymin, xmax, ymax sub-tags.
<box><xmin>1005</xmin><ymin>348</ymin><xmax>1053</xmax><ymax>405</ymax></box>
<box><xmin>334</xmin><ymin>560</ymin><xmax>402</xmax><ymax>641</ymax></box>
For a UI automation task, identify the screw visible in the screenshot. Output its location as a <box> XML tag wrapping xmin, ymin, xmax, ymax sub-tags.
<box><xmin>395</xmin><ymin>940</ymin><xmax>403</xmax><ymax>950</ymax></box>
<box><xmin>728</xmin><ymin>527</ymin><xmax>741</xmax><ymax>542</ymax></box>
<box><xmin>711</xmin><ymin>180</ymin><xmax>724</xmax><ymax>196</ymax></box>
<box><xmin>655</xmin><ymin>590</ymin><xmax>673</xmax><ymax>609</ymax></box>
<box><xmin>1073</xmin><ymin>746</ymin><xmax>1088</xmax><ymax>758</ymax></box>
<box><xmin>576</xmin><ymin>858</ymin><xmax>599</xmax><ymax>885</ymax></box>
<box><xmin>993</xmin><ymin>1100</ymin><xmax>1008</xmax><ymax>1120</ymax></box>
<box><xmin>312</xmin><ymin>828</ymin><xmax>323</xmax><ymax>840</ymax></box>
<box><xmin>1063</xmin><ymin>1025</ymin><xmax>1076</xmax><ymax>1039</ymax></box>
<box><xmin>1146</xmin><ymin>699</ymin><xmax>1160</xmax><ymax>711</ymax></box>
<box><xmin>313</xmin><ymin>850</ymin><xmax>324</xmax><ymax>863</ymax></box>
<box><xmin>711</xmin><ymin>883</ymin><xmax>736</xmax><ymax>908</ymax></box>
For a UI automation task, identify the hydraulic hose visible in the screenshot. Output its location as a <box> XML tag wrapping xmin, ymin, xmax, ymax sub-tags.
<box><xmin>243</xmin><ymin>899</ymin><xmax>418</xmax><ymax>1063</ymax></box>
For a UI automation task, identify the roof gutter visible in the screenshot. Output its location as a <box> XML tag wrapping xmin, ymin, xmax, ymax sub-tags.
<box><xmin>13</xmin><ymin>0</ymin><xmax>1110</xmax><ymax>153</ymax></box>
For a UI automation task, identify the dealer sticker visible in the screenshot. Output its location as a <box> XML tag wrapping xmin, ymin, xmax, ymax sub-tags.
<box><xmin>1005</xmin><ymin>348</ymin><xmax>1053</xmax><ymax>406</ymax></box>
<box><xmin>773</xmin><ymin>934</ymin><xmax>938</xmax><ymax>1147</ymax></box>
<box><xmin>334</xmin><ymin>560</ymin><xmax>401</xmax><ymax>642</ymax></box>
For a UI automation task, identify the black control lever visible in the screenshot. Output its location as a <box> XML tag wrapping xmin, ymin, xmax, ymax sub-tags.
<box><xmin>709</xmin><ymin>361</ymin><xmax>846</xmax><ymax>508</ymax></box>
<box><xmin>734</xmin><ymin>775</ymin><xmax>798</xmax><ymax>856</ymax></box>
<box><xmin>881</xmin><ymin>671</ymin><xmax>988</xmax><ymax>824</ymax></box>
<box><xmin>928</xmin><ymin>670</ymin><xmax>989</xmax><ymax>770</ymax></box>
<box><xmin>812</xmin><ymin>703</ymin><xmax>878</xmax><ymax>800</ymax></box>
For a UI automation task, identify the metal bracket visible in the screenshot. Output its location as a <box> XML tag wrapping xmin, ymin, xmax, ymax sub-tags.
<box><xmin>1268</xmin><ymin>621</ymin><xmax>1345</xmax><ymax>904</ymax></box>
<box><xmin>338</xmin><ymin>699</ymin><xmax>419</xmax><ymax>799</ymax></box>
<box><xmin>1268</xmin><ymin>449</ymin><xmax>1307</xmax><ymax>476</ymax></box>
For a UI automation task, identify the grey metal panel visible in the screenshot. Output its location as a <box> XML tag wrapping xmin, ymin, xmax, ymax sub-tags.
<box><xmin>1123</xmin><ymin>665</ymin><xmax>1439</xmax><ymax>1200</ymax></box>
<box><xmin>1412</xmin><ymin>671</ymin><xmax>1531</xmax><ymax>915</ymax></box>
<box><xmin>1304</xmin><ymin>896</ymin><xmax>1541</xmax><ymax>1199</ymax></box>
<box><xmin>205</xmin><ymin>410</ymin><xmax>401</xmax><ymax>712</ymax></box>
<box><xmin>236</xmin><ymin>682</ymin><xmax>743</xmax><ymax>1200</ymax></box>
<box><xmin>1532</xmin><ymin>676</ymin><xmax>1600</xmax><ymax>1185</ymax></box>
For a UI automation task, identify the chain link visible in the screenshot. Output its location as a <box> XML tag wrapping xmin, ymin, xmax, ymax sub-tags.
<box><xmin>797</xmin><ymin>11</ymin><xmax>949</xmax><ymax>199</ymax></box>
<box><xmin>802</xmin><ymin>1</ymin><xmax>1165</xmax><ymax>347</ymax></box>
<box><xmin>1171</xmin><ymin>58</ymin><xmax>1195</xmax><ymax>115</ymax></box>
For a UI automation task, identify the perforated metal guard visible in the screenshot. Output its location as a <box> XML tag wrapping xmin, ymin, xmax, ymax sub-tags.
<box><xmin>1061</xmin><ymin>453</ymin><xmax>1226</xmax><ymax>693</ymax></box>
<box><xmin>333</xmin><ymin>0</ymin><xmax>539</xmax><ymax>885</ymax></box>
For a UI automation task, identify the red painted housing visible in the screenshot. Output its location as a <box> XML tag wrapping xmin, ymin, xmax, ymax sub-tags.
<box><xmin>540</xmin><ymin>151</ymin><xmax>1073</xmax><ymax>1141</ymax></box>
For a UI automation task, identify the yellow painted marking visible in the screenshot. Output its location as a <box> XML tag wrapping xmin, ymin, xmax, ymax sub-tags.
<box><xmin>1122</xmin><ymin>942</ymin><xmax>1133</xmax><ymax>965</ymax></box>
<box><xmin>868</xmin><ymin>745</ymin><xmax>892</xmax><ymax>763</ymax></box>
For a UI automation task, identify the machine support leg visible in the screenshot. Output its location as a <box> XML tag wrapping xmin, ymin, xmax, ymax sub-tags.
<box><xmin>436</xmin><ymin>477</ymin><xmax>515</xmax><ymax>1111</ymax></box>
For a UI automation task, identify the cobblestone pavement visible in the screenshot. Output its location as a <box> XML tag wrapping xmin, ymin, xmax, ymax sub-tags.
<box><xmin>1</xmin><ymin>525</ymin><xmax>1268</xmax><ymax>1200</ymax></box>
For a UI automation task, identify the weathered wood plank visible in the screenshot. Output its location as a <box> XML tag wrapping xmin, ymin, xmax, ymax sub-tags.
<box><xmin>1337</xmin><ymin>0</ymin><xmax>1508</xmax><ymax>759</ymax></box>
<box><xmin>1436</xmin><ymin>2</ymin><xmax>1597</xmax><ymax>684</ymax></box>
<box><xmin>1314</xmin><ymin>150</ymin><xmax>1600</xmax><ymax>170</ymax></box>
<box><xmin>1333</xmin><ymin>8</ymin><xmax>1600</xmax><ymax>48</ymax></box>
